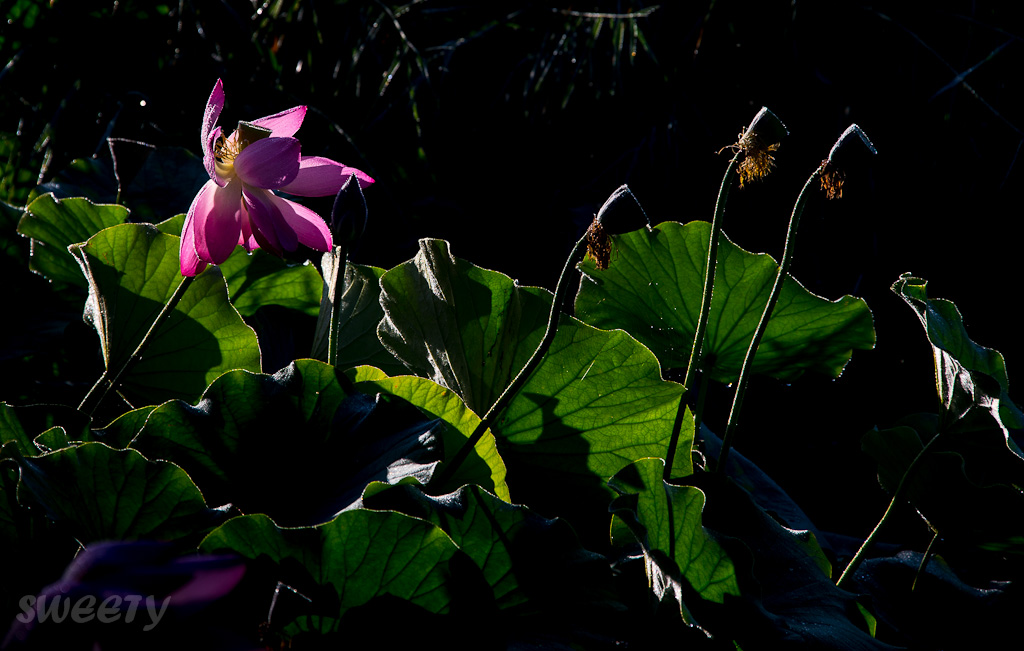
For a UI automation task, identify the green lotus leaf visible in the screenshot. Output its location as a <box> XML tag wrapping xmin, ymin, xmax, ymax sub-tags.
<box><xmin>134</xmin><ymin>359</ymin><xmax>443</xmax><ymax>526</ymax></box>
<box><xmin>863</xmin><ymin>417</ymin><xmax>1024</xmax><ymax>549</ymax></box>
<box><xmin>0</xmin><ymin>402</ymin><xmax>89</xmax><ymax>459</ymax></box>
<box><xmin>69</xmin><ymin>223</ymin><xmax>261</xmax><ymax>406</ymax></box>
<box><xmin>495</xmin><ymin>316</ymin><xmax>689</xmax><ymax>540</ymax></box>
<box><xmin>609</xmin><ymin>458</ymin><xmax>740</xmax><ymax>611</ymax></box>
<box><xmin>893</xmin><ymin>273</ymin><xmax>1024</xmax><ymax>433</ymax></box>
<box><xmin>199</xmin><ymin>510</ymin><xmax>458</xmax><ymax>624</ymax></box>
<box><xmin>376</xmin><ymin>239</ymin><xmax>689</xmax><ymax>542</ymax></box>
<box><xmin>691</xmin><ymin>473</ymin><xmax>885</xmax><ymax>649</ymax></box>
<box><xmin>575</xmin><ymin>220</ymin><xmax>875</xmax><ymax>382</ymax></box>
<box><xmin>89</xmin><ymin>405</ymin><xmax>158</xmax><ymax>449</ymax></box>
<box><xmin>16</xmin><ymin>442</ymin><xmax>224</xmax><ymax>544</ymax></box>
<box><xmin>363</xmin><ymin>482</ymin><xmax>620</xmax><ymax>620</ymax></box>
<box><xmin>378</xmin><ymin>239</ymin><xmax>548</xmax><ymax>415</ymax></box>
<box><xmin>17</xmin><ymin>194</ymin><xmax>128</xmax><ymax>287</ymax></box>
<box><xmin>349</xmin><ymin>366</ymin><xmax>509</xmax><ymax>501</ymax></box>
<box><xmin>314</xmin><ymin>262</ymin><xmax>405</xmax><ymax>375</ymax></box>
<box><xmin>156</xmin><ymin>216</ymin><xmax>323</xmax><ymax>319</ymax></box>
<box><xmin>219</xmin><ymin>248</ymin><xmax>323</xmax><ymax>318</ymax></box>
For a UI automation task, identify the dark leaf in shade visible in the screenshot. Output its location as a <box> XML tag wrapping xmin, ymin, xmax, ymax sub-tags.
<box><xmin>134</xmin><ymin>360</ymin><xmax>443</xmax><ymax>526</ymax></box>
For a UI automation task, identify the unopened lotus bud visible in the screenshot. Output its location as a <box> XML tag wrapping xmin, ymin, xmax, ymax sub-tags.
<box><xmin>738</xmin><ymin>107</ymin><xmax>788</xmax><ymax>187</ymax></box>
<box><xmin>741</xmin><ymin>107</ymin><xmax>789</xmax><ymax>151</ymax></box>
<box><xmin>330</xmin><ymin>173</ymin><xmax>368</xmax><ymax>252</ymax></box>
<box><xmin>821</xmin><ymin>124</ymin><xmax>876</xmax><ymax>200</ymax></box>
<box><xmin>722</xmin><ymin>107</ymin><xmax>789</xmax><ymax>188</ymax></box>
<box><xmin>827</xmin><ymin>124</ymin><xmax>877</xmax><ymax>163</ymax></box>
<box><xmin>586</xmin><ymin>184</ymin><xmax>650</xmax><ymax>270</ymax></box>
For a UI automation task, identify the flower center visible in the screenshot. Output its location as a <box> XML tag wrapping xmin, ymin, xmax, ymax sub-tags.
<box><xmin>214</xmin><ymin>121</ymin><xmax>272</xmax><ymax>179</ymax></box>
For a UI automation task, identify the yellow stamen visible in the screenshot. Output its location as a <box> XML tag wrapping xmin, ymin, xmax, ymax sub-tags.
<box><xmin>717</xmin><ymin>109</ymin><xmax>788</xmax><ymax>189</ymax></box>
<box><xmin>585</xmin><ymin>219</ymin><xmax>612</xmax><ymax>270</ymax></box>
<box><xmin>214</xmin><ymin>121</ymin><xmax>272</xmax><ymax>179</ymax></box>
<box><xmin>734</xmin><ymin>128</ymin><xmax>780</xmax><ymax>188</ymax></box>
<box><xmin>820</xmin><ymin>162</ymin><xmax>846</xmax><ymax>200</ymax></box>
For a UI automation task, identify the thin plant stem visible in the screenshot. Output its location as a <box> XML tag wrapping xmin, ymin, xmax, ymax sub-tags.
<box><xmin>313</xmin><ymin>174</ymin><xmax>368</xmax><ymax>370</ymax></box>
<box><xmin>692</xmin><ymin>371</ymin><xmax>710</xmax><ymax>448</ymax></box>
<box><xmin>78</xmin><ymin>275</ymin><xmax>195</xmax><ymax>417</ymax></box>
<box><xmin>312</xmin><ymin>246</ymin><xmax>348</xmax><ymax>366</ymax></box>
<box><xmin>328</xmin><ymin>250</ymin><xmax>348</xmax><ymax>365</ymax></box>
<box><xmin>677</xmin><ymin>370</ymin><xmax>711</xmax><ymax>476</ymax></box>
<box><xmin>912</xmin><ymin>530</ymin><xmax>941</xmax><ymax>591</ymax></box>
<box><xmin>836</xmin><ymin>431</ymin><xmax>942</xmax><ymax>589</ymax></box>
<box><xmin>715</xmin><ymin>164</ymin><xmax>824</xmax><ymax>474</ymax></box>
<box><xmin>312</xmin><ymin>247</ymin><xmax>359</xmax><ymax>396</ymax></box>
<box><xmin>432</xmin><ymin>233</ymin><xmax>590</xmax><ymax>489</ymax></box>
<box><xmin>683</xmin><ymin>153</ymin><xmax>740</xmax><ymax>395</ymax></box>
<box><xmin>663</xmin><ymin>153</ymin><xmax>740</xmax><ymax>481</ymax></box>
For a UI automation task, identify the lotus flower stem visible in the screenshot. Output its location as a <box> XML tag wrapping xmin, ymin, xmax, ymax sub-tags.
<box><xmin>664</xmin><ymin>152</ymin><xmax>740</xmax><ymax>481</ymax></box>
<box><xmin>663</xmin><ymin>107</ymin><xmax>788</xmax><ymax>481</ymax></box>
<box><xmin>716</xmin><ymin>124</ymin><xmax>874</xmax><ymax>474</ymax></box>
<box><xmin>715</xmin><ymin>165</ymin><xmax>822</xmax><ymax>473</ymax></box>
<box><xmin>78</xmin><ymin>275</ymin><xmax>195</xmax><ymax>417</ymax></box>
<box><xmin>314</xmin><ymin>246</ymin><xmax>348</xmax><ymax>366</ymax></box>
<box><xmin>692</xmin><ymin>371</ymin><xmax>711</xmax><ymax>463</ymax></box>
<box><xmin>433</xmin><ymin>232</ymin><xmax>590</xmax><ymax>490</ymax></box>
<box><xmin>434</xmin><ymin>185</ymin><xmax>649</xmax><ymax>489</ymax></box>
<box><xmin>312</xmin><ymin>174</ymin><xmax>369</xmax><ymax>368</ymax></box>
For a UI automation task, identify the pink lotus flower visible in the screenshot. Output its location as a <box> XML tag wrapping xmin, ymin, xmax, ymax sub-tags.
<box><xmin>179</xmin><ymin>79</ymin><xmax>374</xmax><ymax>276</ymax></box>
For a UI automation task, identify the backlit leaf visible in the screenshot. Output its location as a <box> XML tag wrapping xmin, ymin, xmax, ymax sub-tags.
<box><xmin>575</xmin><ymin>220</ymin><xmax>875</xmax><ymax>382</ymax></box>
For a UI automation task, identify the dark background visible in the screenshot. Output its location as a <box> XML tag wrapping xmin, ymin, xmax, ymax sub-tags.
<box><xmin>3</xmin><ymin>0</ymin><xmax>1022</xmax><ymax>542</ymax></box>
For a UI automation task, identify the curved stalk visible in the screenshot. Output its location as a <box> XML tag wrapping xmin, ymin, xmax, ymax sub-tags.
<box><xmin>837</xmin><ymin>431</ymin><xmax>942</xmax><ymax>589</ymax></box>
<box><xmin>663</xmin><ymin>153</ymin><xmax>740</xmax><ymax>481</ymax></box>
<box><xmin>682</xmin><ymin>153</ymin><xmax>741</xmax><ymax>394</ymax></box>
<box><xmin>715</xmin><ymin>164</ymin><xmax>824</xmax><ymax>473</ymax></box>
<box><xmin>432</xmin><ymin>233</ymin><xmax>590</xmax><ymax>489</ymax></box>
<box><xmin>79</xmin><ymin>275</ymin><xmax>195</xmax><ymax>417</ymax></box>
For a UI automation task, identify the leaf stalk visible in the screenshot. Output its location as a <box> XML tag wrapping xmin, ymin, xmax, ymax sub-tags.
<box><xmin>836</xmin><ymin>430</ymin><xmax>942</xmax><ymax>588</ymax></box>
<box><xmin>79</xmin><ymin>275</ymin><xmax>195</xmax><ymax>417</ymax></box>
